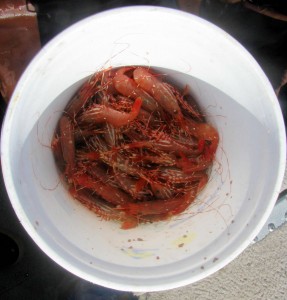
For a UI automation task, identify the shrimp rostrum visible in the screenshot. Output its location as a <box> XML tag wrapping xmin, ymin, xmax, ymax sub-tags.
<box><xmin>52</xmin><ymin>66</ymin><xmax>219</xmax><ymax>229</ymax></box>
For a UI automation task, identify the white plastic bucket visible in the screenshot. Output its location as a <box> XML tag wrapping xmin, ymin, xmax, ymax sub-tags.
<box><xmin>1</xmin><ymin>6</ymin><xmax>286</xmax><ymax>292</ymax></box>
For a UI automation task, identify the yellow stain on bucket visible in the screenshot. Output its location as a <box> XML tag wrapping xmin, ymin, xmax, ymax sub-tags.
<box><xmin>172</xmin><ymin>232</ymin><xmax>196</xmax><ymax>248</ymax></box>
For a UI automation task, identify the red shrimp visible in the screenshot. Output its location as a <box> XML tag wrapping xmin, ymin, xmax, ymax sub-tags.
<box><xmin>169</xmin><ymin>188</ymin><xmax>197</xmax><ymax>216</ymax></box>
<box><xmin>72</xmin><ymin>173</ymin><xmax>134</xmax><ymax>205</ymax></box>
<box><xmin>114</xmin><ymin>171</ymin><xmax>149</xmax><ymax>200</ymax></box>
<box><xmin>137</xmin><ymin>108</ymin><xmax>159</xmax><ymax>125</ymax></box>
<box><xmin>197</xmin><ymin>173</ymin><xmax>208</xmax><ymax>192</ymax></box>
<box><xmin>76</xmin><ymin>150</ymin><xmax>100</xmax><ymax>161</ymax></box>
<box><xmin>110</xmin><ymin>94</ymin><xmax>134</xmax><ymax>111</ymax></box>
<box><xmin>154</xmin><ymin>167</ymin><xmax>207</xmax><ymax>184</ymax></box>
<box><xmin>131</xmin><ymin>152</ymin><xmax>176</xmax><ymax>166</ymax></box>
<box><xmin>113</xmin><ymin>67</ymin><xmax>159</xmax><ymax>112</ymax></box>
<box><xmin>112</xmin><ymin>95</ymin><xmax>160</xmax><ymax>127</ymax></box>
<box><xmin>69</xmin><ymin>187</ymin><xmax>139</xmax><ymax>230</ymax></box>
<box><xmin>150</xmin><ymin>182</ymin><xmax>174</xmax><ymax>199</ymax></box>
<box><xmin>100</xmin><ymin>151</ymin><xmax>150</xmax><ymax>181</ymax></box>
<box><xmin>120</xmin><ymin>215</ymin><xmax>140</xmax><ymax>229</ymax></box>
<box><xmin>133</xmin><ymin>67</ymin><xmax>183</xmax><ymax>119</ymax></box>
<box><xmin>71</xmin><ymin>185</ymin><xmax>139</xmax><ymax>229</ymax></box>
<box><xmin>118</xmin><ymin>193</ymin><xmax>189</xmax><ymax>216</ymax></box>
<box><xmin>96</xmin><ymin>90</ymin><xmax>120</xmax><ymax>148</ymax></box>
<box><xmin>66</xmin><ymin>72</ymin><xmax>102</xmax><ymax>118</ymax></box>
<box><xmin>185</xmin><ymin>118</ymin><xmax>219</xmax><ymax>157</ymax></box>
<box><xmin>100</xmin><ymin>67</ymin><xmax>118</xmax><ymax>94</ymax></box>
<box><xmin>51</xmin><ymin>135</ymin><xmax>65</xmax><ymax>172</ymax></box>
<box><xmin>78</xmin><ymin>97</ymin><xmax>142</xmax><ymax>128</ymax></box>
<box><xmin>70</xmin><ymin>187</ymin><xmax>125</xmax><ymax>221</ymax></box>
<box><xmin>71</xmin><ymin>177</ymin><xmax>140</xmax><ymax>229</ymax></box>
<box><xmin>53</xmin><ymin>66</ymin><xmax>220</xmax><ymax>229</ymax></box>
<box><xmin>66</xmin><ymin>94</ymin><xmax>86</xmax><ymax>119</ymax></box>
<box><xmin>73</xmin><ymin>128</ymin><xmax>104</xmax><ymax>143</ymax></box>
<box><xmin>59</xmin><ymin>115</ymin><xmax>75</xmax><ymax>178</ymax></box>
<box><xmin>176</xmin><ymin>152</ymin><xmax>213</xmax><ymax>174</ymax></box>
<box><xmin>102</xmin><ymin>123</ymin><xmax>117</xmax><ymax>148</ymax></box>
<box><xmin>171</xmin><ymin>175</ymin><xmax>208</xmax><ymax>215</ymax></box>
<box><xmin>121</xmin><ymin>132</ymin><xmax>199</xmax><ymax>155</ymax></box>
<box><xmin>166</xmin><ymin>83</ymin><xmax>204</xmax><ymax>122</ymax></box>
<box><xmin>86</xmin><ymin>163</ymin><xmax>119</xmax><ymax>188</ymax></box>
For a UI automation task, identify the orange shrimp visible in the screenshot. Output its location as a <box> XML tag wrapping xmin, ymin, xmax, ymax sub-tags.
<box><xmin>66</xmin><ymin>71</ymin><xmax>102</xmax><ymax>118</ymax></box>
<box><xmin>98</xmin><ymin>151</ymin><xmax>149</xmax><ymax>180</ymax></box>
<box><xmin>70</xmin><ymin>186</ymin><xmax>139</xmax><ymax>229</ymax></box>
<box><xmin>150</xmin><ymin>181</ymin><xmax>174</xmax><ymax>199</ymax></box>
<box><xmin>121</xmin><ymin>130</ymin><xmax>199</xmax><ymax>155</ymax></box>
<box><xmin>170</xmin><ymin>175</ymin><xmax>208</xmax><ymax>215</ymax></box>
<box><xmin>166</xmin><ymin>82</ymin><xmax>204</xmax><ymax>122</ymax></box>
<box><xmin>114</xmin><ymin>171</ymin><xmax>149</xmax><ymax>200</ymax></box>
<box><xmin>118</xmin><ymin>193</ymin><xmax>189</xmax><ymax>216</ymax></box>
<box><xmin>70</xmin><ymin>187</ymin><xmax>125</xmax><ymax>221</ymax></box>
<box><xmin>133</xmin><ymin>67</ymin><xmax>183</xmax><ymax>119</ymax></box>
<box><xmin>100</xmin><ymin>67</ymin><xmax>118</xmax><ymax>94</ymax></box>
<box><xmin>130</xmin><ymin>152</ymin><xmax>176</xmax><ymax>167</ymax></box>
<box><xmin>51</xmin><ymin>135</ymin><xmax>65</xmax><ymax>172</ymax></box>
<box><xmin>113</xmin><ymin>67</ymin><xmax>159</xmax><ymax>112</ymax></box>
<box><xmin>77</xmin><ymin>150</ymin><xmax>143</xmax><ymax>176</ymax></box>
<box><xmin>52</xmin><ymin>66</ymin><xmax>220</xmax><ymax>229</ymax></box>
<box><xmin>59</xmin><ymin>115</ymin><xmax>75</xmax><ymax>178</ymax></box>
<box><xmin>120</xmin><ymin>215</ymin><xmax>139</xmax><ymax>229</ymax></box>
<box><xmin>185</xmin><ymin>118</ymin><xmax>219</xmax><ymax>157</ymax></box>
<box><xmin>78</xmin><ymin>97</ymin><xmax>142</xmax><ymax>128</ymax></box>
<box><xmin>72</xmin><ymin>173</ymin><xmax>134</xmax><ymax>205</ymax></box>
<box><xmin>176</xmin><ymin>152</ymin><xmax>213</xmax><ymax>174</ymax></box>
<box><xmin>168</xmin><ymin>188</ymin><xmax>197</xmax><ymax>216</ymax></box>
<box><xmin>154</xmin><ymin>167</ymin><xmax>207</xmax><ymax>184</ymax></box>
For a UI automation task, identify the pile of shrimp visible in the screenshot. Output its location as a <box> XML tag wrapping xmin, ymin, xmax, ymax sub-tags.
<box><xmin>52</xmin><ymin>66</ymin><xmax>219</xmax><ymax>229</ymax></box>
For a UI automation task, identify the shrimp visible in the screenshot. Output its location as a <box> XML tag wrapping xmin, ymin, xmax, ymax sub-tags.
<box><xmin>121</xmin><ymin>131</ymin><xmax>199</xmax><ymax>155</ymax></box>
<box><xmin>53</xmin><ymin>65</ymin><xmax>220</xmax><ymax>229</ymax></box>
<box><xmin>166</xmin><ymin>82</ymin><xmax>204</xmax><ymax>122</ymax></box>
<box><xmin>66</xmin><ymin>72</ymin><xmax>102</xmax><ymax>118</ymax></box>
<box><xmin>114</xmin><ymin>171</ymin><xmax>149</xmax><ymax>200</ymax></box>
<box><xmin>185</xmin><ymin>118</ymin><xmax>219</xmax><ymax>157</ymax></box>
<box><xmin>150</xmin><ymin>182</ymin><xmax>174</xmax><ymax>199</ymax></box>
<box><xmin>113</xmin><ymin>67</ymin><xmax>160</xmax><ymax>112</ymax></box>
<box><xmin>72</xmin><ymin>172</ymin><xmax>134</xmax><ymax>205</ymax></box>
<box><xmin>118</xmin><ymin>193</ymin><xmax>189</xmax><ymax>216</ymax></box>
<box><xmin>59</xmin><ymin>115</ymin><xmax>75</xmax><ymax>178</ymax></box>
<box><xmin>169</xmin><ymin>188</ymin><xmax>197</xmax><ymax>216</ymax></box>
<box><xmin>169</xmin><ymin>175</ymin><xmax>208</xmax><ymax>215</ymax></box>
<box><xmin>51</xmin><ymin>135</ymin><xmax>65</xmax><ymax>172</ymax></box>
<box><xmin>100</xmin><ymin>67</ymin><xmax>118</xmax><ymax>94</ymax></box>
<box><xmin>133</xmin><ymin>67</ymin><xmax>182</xmax><ymax>119</ymax></box>
<box><xmin>176</xmin><ymin>152</ymin><xmax>213</xmax><ymax>174</ymax></box>
<box><xmin>154</xmin><ymin>167</ymin><xmax>207</xmax><ymax>184</ymax></box>
<box><xmin>70</xmin><ymin>187</ymin><xmax>125</xmax><ymax>221</ymax></box>
<box><xmin>99</xmin><ymin>151</ymin><xmax>149</xmax><ymax>180</ymax></box>
<box><xmin>78</xmin><ymin>97</ymin><xmax>142</xmax><ymax>128</ymax></box>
